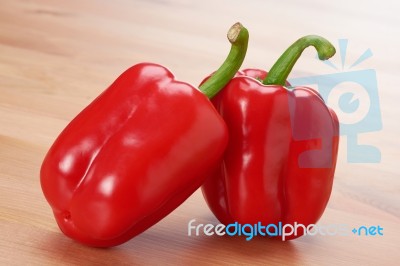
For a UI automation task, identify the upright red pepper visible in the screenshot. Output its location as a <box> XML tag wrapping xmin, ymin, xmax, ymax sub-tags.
<box><xmin>40</xmin><ymin>23</ymin><xmax>249</xmax><ymax>247</ymax></box>
<box><xmin>202</xmin><ymin>35</ymin><xmax>339</xmax><ymax>240</ymax></box>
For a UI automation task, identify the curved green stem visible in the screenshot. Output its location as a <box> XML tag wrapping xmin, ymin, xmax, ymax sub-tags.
<box><xmin>263</xmin><ymin>35</ymin><xmax>336</xmax><ymax>86</ymax></box>
<box><xmin>199</xmin><ymin>22</ymin><xmax>249</xmax><ymax>98</ymax></box>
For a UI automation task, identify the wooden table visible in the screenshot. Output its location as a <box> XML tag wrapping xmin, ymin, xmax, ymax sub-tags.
<box><xmin>1</xmin><ymin>0</ymin><xmax>399</xmax><ymax>265</ymax></box>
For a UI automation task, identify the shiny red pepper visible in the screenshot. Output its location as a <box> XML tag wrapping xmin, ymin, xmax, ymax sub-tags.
<box><xmin>40</xmin><ymin>23</ymin><xmax>249</xmax><ymax>247</ymax></box>
<box><xmin>202</xmin><ymin>36</ymin><xmax>340</xmax><ymax>240</ymax></box>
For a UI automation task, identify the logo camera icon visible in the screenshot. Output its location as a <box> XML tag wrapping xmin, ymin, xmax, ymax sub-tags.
<box><xmin>289</xmin><ymin>39</ymin><xmax>382</xmax><ymax>163</ymax></box>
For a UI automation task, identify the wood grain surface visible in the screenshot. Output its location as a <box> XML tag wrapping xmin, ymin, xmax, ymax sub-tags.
<box><xmin>1</xmin><ymin>0</ymin><xmax>399</xmax><ymax>265</ymax></box>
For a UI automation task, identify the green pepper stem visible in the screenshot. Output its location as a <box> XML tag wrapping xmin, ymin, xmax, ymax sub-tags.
<box><xmin>199</xmin><ymin>22</ymin><xmax>249</xmax><ymax>98</ymax></box>
<box><xmin>263</xmin><ymin>35</ymin><xmax>336</xmax><ymax>86</ymax></box>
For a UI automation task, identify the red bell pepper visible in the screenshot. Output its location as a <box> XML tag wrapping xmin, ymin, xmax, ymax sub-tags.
<box><xmin>40</xmin><ymin>23</ymin><xmax>249</xmax><ymax>247</ymax></box>
<box><xmin>202</xmin><ymin>35</ymin><xmax>340</xmax><ymax>240</ymax></box>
